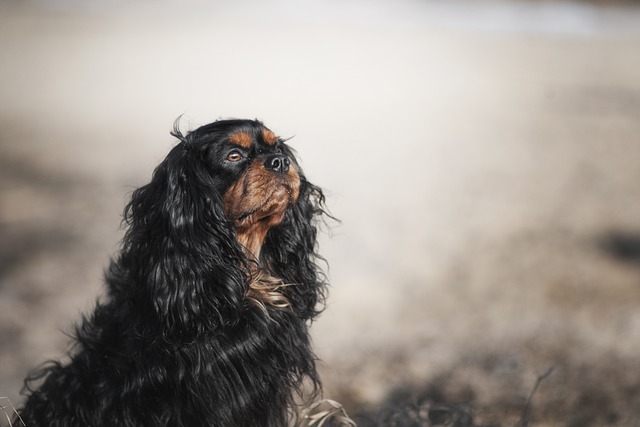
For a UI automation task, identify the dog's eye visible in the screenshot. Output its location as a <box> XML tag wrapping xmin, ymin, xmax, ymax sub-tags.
<box><xmin>227</xmin><ymin>150</ymin><xmax>243</xmax><ymax>162</ymax></box>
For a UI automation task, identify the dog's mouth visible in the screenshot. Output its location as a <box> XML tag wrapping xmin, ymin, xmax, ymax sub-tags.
<box><xmin>223</xmin><ymin>159</ymin><xmax>301</xmax><ymax>234</ymax></box>
<box><xmin>236</xmin><ymin>210</ymin><xmax>254</xmax><ymax>223</ymax></box>
<box><xmin>225</xmin><ymin>174</ymin><xmax>300</xmax><ymax>258</ymax></box>
<box><xmin>235</xmin><ymin>209</ymin><xmax>276</xmax><ymax>226</ymax></box>
<box><xmin>233</xmin><ymin>183</ymin><xmax>297</xmax><ymax>227</ymax></box>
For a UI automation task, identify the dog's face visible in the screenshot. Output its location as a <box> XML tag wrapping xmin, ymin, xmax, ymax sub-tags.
<box><xmin>199</xmin><ymin>121</ymin><xmax>301</xmax><ymax>257</ymax></box>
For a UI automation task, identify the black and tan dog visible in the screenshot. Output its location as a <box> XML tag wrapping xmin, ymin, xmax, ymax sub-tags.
<box><xmin>17</xmin><ymin>119</ymin><xmax>333</xmax><ymax>426</ymax></box>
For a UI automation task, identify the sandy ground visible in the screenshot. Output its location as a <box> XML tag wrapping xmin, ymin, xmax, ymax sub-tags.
<box><xmin>1</xmin><ymin>1</ymin><xmax>640</xmax><ymax>425</ymax></box>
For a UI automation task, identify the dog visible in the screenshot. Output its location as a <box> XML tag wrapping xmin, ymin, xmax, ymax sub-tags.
<box><xmin>17</xmin><ymin>119</ymin><xmax>334</xmax><ymax>426</ymax></box>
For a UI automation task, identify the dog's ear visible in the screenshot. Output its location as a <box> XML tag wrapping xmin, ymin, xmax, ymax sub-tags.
<box><xmin>260</xmin><ymin>174</ymin><xmax>329</xmax><ymax>321</ymax></box>
<box><xmin>111</xmin><ymin>141</ymin><xmax>248</xmax><ymax>338</ymax></box>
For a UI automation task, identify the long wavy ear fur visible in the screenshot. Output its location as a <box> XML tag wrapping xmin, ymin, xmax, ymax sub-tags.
<box><xmin>109</xmin><ymin>139</ymin><xmax>248</xmax><ymax>338</ymax></box>
<box><xmin>260</xmin><ymin>172</ymin><xmax>330</xmax><ymax>321</ymax></box>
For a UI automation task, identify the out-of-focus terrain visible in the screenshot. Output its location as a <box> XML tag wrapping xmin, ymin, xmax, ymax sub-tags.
<box><xmin>1</xmin><ymin>1</ymin><xmax>640</xmax><ymax>425</ymax></box>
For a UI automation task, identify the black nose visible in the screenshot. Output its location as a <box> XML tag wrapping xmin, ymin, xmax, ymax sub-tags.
<box><xmin>264</xmin><ymin>154</ymin><xmax>290</xmax><ymax>174</ymax></box>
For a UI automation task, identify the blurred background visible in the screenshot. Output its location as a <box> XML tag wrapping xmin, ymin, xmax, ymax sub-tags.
<box><xmin>1</xmin><ymin>0</ymin><xmax>640</xmax><ymax>425</ymax></box>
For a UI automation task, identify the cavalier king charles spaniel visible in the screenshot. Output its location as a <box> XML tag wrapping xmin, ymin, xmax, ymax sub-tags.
<box><xmin>16</xmin><ymin>119</ymin><xmax>344</xmax><ymax>426</ymax></box>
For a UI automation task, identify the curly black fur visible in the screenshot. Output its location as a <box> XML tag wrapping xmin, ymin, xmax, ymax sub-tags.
<box><xmin>17</xmin><ymin>119</ymin><xmax>330</xmax><ymax>427</ymax></box>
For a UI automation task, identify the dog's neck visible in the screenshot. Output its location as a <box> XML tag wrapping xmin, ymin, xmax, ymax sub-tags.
<box><xmin>234</xmin><ymin>211</ymin><xmax>285</xmax><ymax>260</ymax></box>
<box><xmin>236</xmin><ymin>225</ymin><xmax>269</xmax><ymax>259</ymax></box>
<box><xmin>234</xmin><ymin>215</ymin><xmax>291</xmax><ymax>312</ymax></box>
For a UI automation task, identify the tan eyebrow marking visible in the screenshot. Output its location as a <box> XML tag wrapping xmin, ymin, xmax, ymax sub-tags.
<box><xmin>228</xmin><ymin>131</ymin><xmax>253</xmax><ymax>148</ymax></box>
<box><xmin>261</xmin><ymin>129</ymin><xmax>278</xmax><ymax>145</ymax></box>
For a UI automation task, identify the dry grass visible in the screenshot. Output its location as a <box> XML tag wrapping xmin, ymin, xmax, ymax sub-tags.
<box><xmin>349</xmin><ymin>368</ymin><xmax>555</xmax><ymax>427</ymax></box>
<box><xmin>300</xmin><ymin>399</ymin><xmax>357</xmax><ymax>427</ymax></box>
<box><xmin>0</xmin><ymin>398</ymin><xmax>25</xmax><ymax>427</ymax></box>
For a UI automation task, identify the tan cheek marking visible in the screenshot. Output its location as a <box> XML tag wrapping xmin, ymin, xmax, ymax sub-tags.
<box><xmin>261</xmin><ymin>129</ymin><xmax>278</xmax><ymax>145</ymax></box>
<box><xmin>223</xmin><ymin>162</ymin><xmax>267</xmax><ymax>221</ymax></box>
<box><xmin>228</xmin><ymin>131</ymin><xmax>253</xmax><ymax>148</ymax></box>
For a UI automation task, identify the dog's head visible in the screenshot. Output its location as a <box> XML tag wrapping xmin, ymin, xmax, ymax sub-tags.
<box><xmin>119</xmin><ymin>119</ymin><xmax>327</xmax><ymax>335</ymax></box>
<box><xmin>184</xmin><ymin>120</ymin><xmax>301</xmax><ymax>257</ymax></box>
